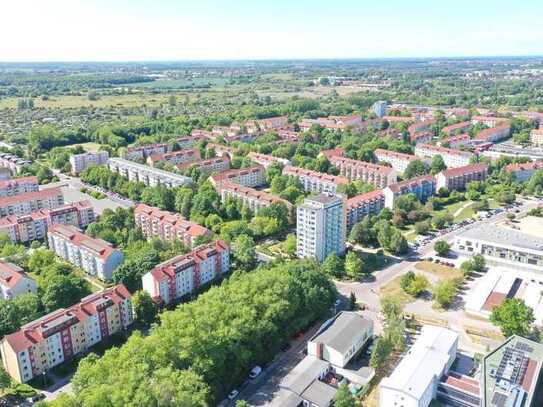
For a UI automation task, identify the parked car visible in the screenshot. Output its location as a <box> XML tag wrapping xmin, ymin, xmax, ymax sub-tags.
<box><xmin>228</xmin><ymin>390</ymin><xmax>239</xmax><ymax>400</ymax></box>
<box><xmin>249</xmin><ymin>366</ymin><xmax>262</xmax><ymax>379</ymax></box>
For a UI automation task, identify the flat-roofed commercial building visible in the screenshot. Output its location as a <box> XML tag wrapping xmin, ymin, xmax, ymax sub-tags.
<box><xmin>134</xmin><ymin>203</ymin><xmax>211</xmax><ymax>247</ymax></box>
<box><xmin>375</xmin><ymin>149</ymin><xmax>419</xmax><ymax>173</ymax></box>
<box><xmin>0</xmin><ymin>261</ymin><xmax>37</xmax><ymax>300</ymax></box>
<box><xmin>108</xmin><ymin>158</ymin><xmax>192</xmax><ymax>188</ymax></box>
<box><xmin>297</xmin><ymin>193</ymin><xmax>345</xmax><ymax>262</ymax></box>
<box><xmin>0</xmin><ymin>176</ymin><xmax>39</xmax><ymax>197</ymax></box>
<box><xmin>454</xmin><ymin>222</ymin><xmax>543</xmax><ymax>273</ymax></box>
<box><xmin>482</xmin><ymin>335</ymin><xmax>543</xmax><ymax>407</ymax></box>
<box><xmin>0</xmin><ymin>200</ymin><xmax>94</xmax><ymax>244</ymax></box>
<box><xmin>142</xmin><ymin>240</ymin><xmax>230</xmax><ymax>305</ymax></box>
<box><xmin>48</xmin><ymin>224</ymin><xmax>124</xmax><ymax>280</ymax></box>
<box><xmin>435</xmin><ymin>163</ymin><xmax>488</xmax><ymax>192</ymax></box>
<box><xmin>283</xmin><ymin>165</ymin><xmax>349</xmax><ymax>194</ymax></box>
<box><xmin>69</xmin><ymin>151</ymin><xmax>109</xmax><ymax>176</ymax></box>
<box><xmin>346</xmin><ymin>190</ymin><xmax>385</xmax><ymax>230</ymax></box>
<box><xmin>0</xmin><ymin>187</ymin><xmax>64</xmax><ymax>217</ymax></box>
<box><xmin>0</xmin><ymin>285</ymin><xmax>132</xmax><ymax>383</ymax></box>
<box><xmin>380</xmin><ymin>326</ymin><xmax>458</xmax><ymax>407</ymax></box>
<box><xmin>328</xmin><ymin>156</ymin><xmax>397</xmax><ymax>188</ymax></box>
<box><xmin>415</xmin><ymin>144</ymin><xmax>474</xmax><ymax>168</ymax></box>
<box><xmin>383</xmin><ymin>175</ymin><xmax>436</xmax><ymax>208</ymax></box>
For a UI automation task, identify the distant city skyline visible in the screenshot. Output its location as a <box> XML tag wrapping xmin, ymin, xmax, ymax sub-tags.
<box><xmin>2</xmin><ymin>0</ymin><xmax>543</xmax><ymax>62</ymax></box>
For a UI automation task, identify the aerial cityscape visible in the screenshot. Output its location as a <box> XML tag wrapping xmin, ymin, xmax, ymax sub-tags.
<box><xmin>1</xmin><ymin>1</ymin><xmax>543</xmax><ymax>407</ymax></box>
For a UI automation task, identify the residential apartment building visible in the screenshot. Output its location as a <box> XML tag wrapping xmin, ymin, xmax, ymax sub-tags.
<box><xmin>504</xmin><ymin>161</ymin><xmax>543</xmax><ymax>182</ymax></box>
<box><xmin>257</xmin><ymin>115</ymin><xmax>289</xmax><ymax>130</ymax></box>
<box><xmin>123</xmin><ymin>143</ymin><xmax>170</xmax><ymax>161</ymax></box>
<box><xmin>383</xmin><ymin>175</ymin><xmax>436</xmax><ymax>208</ymax></box>
<box><xmin>0</xmin><ymin>176</ymin><xmax>38</xmax><ymax>197</ymax></box>
<box><xmin>435</xmin><ymin>163</ymin><xmax>489</xmax><ymax>192</ymax></box>
<box><xmin>146</xmin><ymin>148</ymin><xmax>200</xmax><ymax>167</ymax></box>
<box><xmin>69</xmin><ymin>151</ymin><xmax>109</xmax><ymax>176</ymax></box>
<box><xmin>205</xmin><ymin>143</ymin><xmax>239</xmax><ymax>159</ymax></box>
<box><xmin>530</xmin><ymin>126</ymin><xmax>543</xmax><ymax>146</ymax></box>
<box><xmin>48</xmin><ymin>224</ymin><xmax>124</xmax><ymax>280</ymax></box>
<box><xmin>299</xmin><ymin>115</ymin><xmax>361</xmax><ymax>131</ymax></box>
<box><xmin>0</xmin><ymin>153</ymin><xmax>31</xmax><ymax>174</ymax></box>
<box><xmin>0</xmin><ymin>261</ymin><xmax>37</xmax><ymax>300</ymax></box>
<box><xmin>0</xmin><ymin>200</ymin><xmax>95</xmax><ymax>244</ymax></box>
<box><xmin>307</xmin><ymin>311</ymin><xmax>373</xmax><ymax>368</ymax></box>
<box><xmin>346</xmin><ymin>190</ymin><xmax>385</xmax><ymax>230</ymax></box>
<box><xmin>174</xmin><ymin>135</ymin><xmax>205</xmax><ymax>149</ymax></box>
<box><xmin>209</xmin><ymin>166</ymin><xmax>266</xmax><ymax>189</ymax></box>
<box><xmin>108</xmin><ymin>158</ymin><xmax>192</xmax><ymax>188</ymax></box>
<box><xmin>297</xmin><ymin>193</ymin><xmax>346</xmax><ymax>262</ymax></box>
<box><xmin>283</xmin><ymin>165</ymin><xmax>349</xmax><ymax>194</ymax></box>
<box><xmin>454</xmin><ymin>224</ymin><xmax>543</xmax><ymax>273</ymax></box>
<box><xmin>134</xmin><ymin>203</ymin><xmax>211</xmax><ymax>247</ymax></box>
<box><xmin>410</xmin><ymin>131</ymin><xmax>433</xmax><ymax>145</ymax></box>
<box><xmin>176</xmin><ymin>156</ymin><xmax>230</xmax><ymax>175</ymax></box>
<box><xmin>380</xmin><ymin>326</ymin><xmax>458</xmax><ymax>407</ymax></box>
<box><xmin>440</xmin><ymin>133</ymin><xmax>471</xmax><ymax>149</ymax></box>
<box><xmin>0</xmin><ymin>285</ymin><xmax>132</xmax><ymax>383</ymax></box>
<box><xmin>373</xmin><ymin>101</ymin><xmax>387</xmax><ymax>118</ymax></box>
<box><xmin>441</xmin><ymin>121</ymin><xmax>471</xmax><ymax>136</ymax></box>
<box><xmin>247</xmin><ymin>152</ymin><xmax>290</xmax><ymax>169</ymax></box>
<box><xmin>415</xmin><ymin>143</ymin><xmax>474</xmax><ymax>168</ymax></box>
<box><xmin>142</xmin><ymin>240</ymin><xmax>230</xmax><ymax>305</ymax></box>
<box><xmin>319</xmin><ymin>148</ymin><xmax>345</xmax><ymax>160</ymax></box>
<box><xmin>218</xmin><ymin>181</ymin><xmax>293</xmax><ymax>214</ymax></box>
<box><xmin>471</xmin><ymin>116</ymin><xmax>509</xmax><ymax>128</ymax></box>
<box><xmin>374</xmin><ymin>148</ymin><xmax>419</xmax><ymax>173</ymax></box>
<box><xmin>329</xmin><ymin>156</ymin><xmax>397</xmax><ymax>187</ymax></box>
<box><xmin>475</xmin><ymin>125</ymin><xmax>511</xmax><ymax>143</ymax></box>
<box><xmin>408</xmin><ymin>120</ymin><xmax>435</xmax><ymax>136</ymax></box>
<box><xmin>0</xmin><ymin>187</ymin><xmax>64</xmax><ymax>217</ymax></box>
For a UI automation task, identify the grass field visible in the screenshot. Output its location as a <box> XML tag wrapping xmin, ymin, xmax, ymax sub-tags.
<box><xmin>127</xmin><ymin>77</ymin><xmax>229</xmax><ymax>89</ymax></box>
<box><xmin>74</xmin><ymin>142</ymin><xmax>102</xmax><ymax>152</ymax></box>
<box><xmin>379</xmin><ymin>275</ymin><xmax>413</xmax><ymax>306</ymax></box>
<box><xmin>415</xmin><ymin>261</ymin><xmax>463</xmax><ymax>282</ymax></box>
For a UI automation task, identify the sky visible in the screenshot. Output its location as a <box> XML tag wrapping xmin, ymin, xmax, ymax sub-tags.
<box><xmin>1</xmin><ymin>0</ymin><xmax>542</xmax><ymax>62</ymax></box>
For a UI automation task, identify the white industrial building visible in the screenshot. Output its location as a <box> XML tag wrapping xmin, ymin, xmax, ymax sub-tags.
<box><xmin>379</xmin><ymin>326</ymin><xmax>458</xmax><ymax>407</ymax></box>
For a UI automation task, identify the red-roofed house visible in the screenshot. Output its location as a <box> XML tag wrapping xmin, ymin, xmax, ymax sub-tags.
<box><xmin>217</xmin><ymin>181</ymin><xmax>293</xmax><ymax>215</ymax></box>
<box><xmin>47</xmin><ymin>224</ymin><xmax>124</xmax><ymax>280</ymax></box>
<box><xmin>471</xmin><ymin>116</ymin><xmax>509</xmax><ymax>128</ymax></box>
<box><xmin>209</xmin><ymin>165</ymin><xmax>266</xmax><ymax>189</ymax></box>
<box><xmin>415</xmin><ymin>144</ymin><xmax>474</xmax><ymax>168</ymax></box>
<box><xmin>0</xmin><ymin>261</ymin><xmax>36</xmax><ymax>300</ymax></box>
<box><xmin>146</xmin><ymin>148</ymin><xmax>200</xmax><ymax>167</ymax></box>
<box><xmin>383</xmin><ymin>175</ymin><xmax>436</xmax><ymax>208</ymax></box>
<box><xmin>504</xmin><ymin>161</ymin><xmax>543</xmax><ymax>182</ymax></box>
<box><xmin>435</xmin><ymin>163</ymin><xmax>488</xmax><ymax>192</ymax></box>
<box><xmin>375</xmin><ymin>149</ymin><xmax>418</xmax><ymax>173</ymax></box>
<box><xmin>475</xmin><ymin>125</ymin><xmax>511</xmax><ymax>143</ymax></box>
<box><xmin>328</xmin><ymin>156</ymin><xmax>397</xmax><ymax>188</ymax></box>
<box><xmin>123</xmin><ymin>143</ymin><xmax>170</xmax><ymax>161</ymax></box>
<box><xmin>0</xmin><ymin>187</ymin><xmax>64</xmax><ymax>217</ymax></box>
<box><xmin>442</xmin><ymin>121</ymin><xmax>472</xmax><ymax>136</ymax></box>
<box><xmin>247</xmin><ymin>152</ymin><xmax>290</xmax><ymax>169</ymax></box>
<box><xmin>439</xmin><ymin>133</ymin><xmax>471</xmax><ymax>149</ymax></box>
<box><xmin>283</xmin><ymin>165</ymin><xmax>349</xmax><ymax>193</ymax></box>
<box><xmin>134</xmin><ymin>203</ymin><xmax>211</xmax><ymax>247</ymax></box>
<box><xmin>0</xmin><ymin>176</ymin><xmax>38</xmax><ymax>198</ymax></box>
<box><xmin>142</xmin><ymin>240</ymin><xmax>230</xmax><ymax>305</ymax></box>
<box><xmin>0</xmin><ymin>284</ymin><xmax>132</xmax><ymax>383</ymax></box>
<box><xmin>176</xmin><ymin>156</ymin><xmax>230</xmax><ymax>175</ymax></box>
<box><xmin>346</xmin><ymin>190</ymin><xmax>385</xmax><ymax>230</ymax></box>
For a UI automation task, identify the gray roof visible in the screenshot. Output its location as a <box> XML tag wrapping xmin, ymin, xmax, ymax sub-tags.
<box><xmin>301</xmin><ymin>380</ymin><xmax>337</xmax><ymax>407</ymax></box>
<box><xmin>310</xmin><ymin>312</ymin><xmax>372</xmax><ymax>355</ymax></box>
<box><xmin>280</xmin><ymin>356</ymin><xmax>330</xmax><ymax>395</ymax></box>
<box><xmin>267</xmin><ymin>390</ymin><xmax>303</xmax><ymax>407</ymax></box>
<box><xmin>458</xmin><ymin>224</ymin><xmax>543</xmax><ymax>252</ymax></box>
<box><xmin>304</xmin><ymin>193</ymin><xmax>343</xmax><ymax>206</ymax></box>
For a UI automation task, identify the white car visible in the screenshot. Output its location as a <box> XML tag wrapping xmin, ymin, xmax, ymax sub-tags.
<box><xmin>249</xmin><ymin>365</ymin><xmax>262</xmax><ymax>379</ymax></box>
<box><xmin>228</xmin><ymin>390</ymin><xmax>239</xmax><ymax>400</ymax></box>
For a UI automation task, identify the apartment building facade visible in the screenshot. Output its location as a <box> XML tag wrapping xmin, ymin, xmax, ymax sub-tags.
<box><xmin>441</xmin><ymin>121</ymin><xmax>471</xmax><ymax>136</ymax></box>
<box><xmin>0</xmin><ymin>153</ymin><xmax>31</xmax><ymax>175</ymax></box>
<box><xmin>329</xmin><ymin>156</ymin><xmax>397</xmax><ymax>187</ymax></box>
<box><xmin>297</xmin><ymin>193</ymin><xmax>346</xmax><ymax>262</ymax></box>
<box><xmin>0</xmin><ymin>176</ymin><xmax>39</xmax><ymax>198</ymax></box>
<box><xmin>142</xmin><ymin>240</ymin><xmax>230</xmax><ymax>305</ymax></box>
<box><xmin>440</xmin><ymin>133</ymin><xmax>471</xmax><ymax>149</ymax></box>
<box><xmin>530</xmin><ymin>127</ymin><xmax>543</xmax><ymax>146</ymax></box>
<box><xmin>283</xmin><ymin>165</ymin><xmax>349</xmax><ymax>194</ymax></box>
<box><xmin>218</xmin><ymin>181</ymin><xmax>293</xmax><ymax>215</ymax></box>
<box><xmin>205</xmin><ymin>143</ymin><xmax>239</xmax><ymax>159</ymax></box>
<box><xmin>176</xmin><ymin>156</ymin><xmax>230</xmax><ymax>175</ymax></box>
<box><xmin>0</xmin><ymin>187</ymin><xmax>64</xmax><ymax>217</ymax></box>
<box><xmin>247</xmin><ymin>152</ymin><xmax>291</xmax><ymax>169</ymax></box>
<box><xmin>504</xmin><ymin>161</ymin><xmax>543</xmax><ymax>182</ymax></box>
<box><xmin>69</xmin><ymin>151</ymin><xmax>109</xmax><ymax>176</ymax></box>
<box><xmin>134</xmin><ymin>203</ymin><xmax>211</xmax><ymax>247</ymax></box>
<box><xmin>415</xmin><ymin>144</ymin><xmax>474</xmax><ymax>168</ymax></box>
<box><xmin>475</xmin><ymin>125</ymin><xmax>511</xmax><ymax>143</ymax></box>
<box><xmin>0</xmin><ymin>285</ymin><xmax>132</xmax><ymax>383</ymax></box>
<box><xmin>374</xmin><ymin>148</ymin><xmax>419</xmax><ymax>173</ymax></box>
<box><xmin>146</xmin><ymin>148</ymin><xmax>200</xmax><ymax>167</ymax></box>
<box><xmin>108</xmin><ymin>158</ymin><xmax>192</xmax><ymax>188</ymax></box>
<box><xmin>346</xmin><ymin>190</ymin><xmax>385</xmax><ymax>230</ymax></box>
<box><xmin>383</xmin><ymin>175</ymin><xmax>436</xmax><ymax>208</ymax></box>
<box><xmin>0</xmin><ymin>200</ymin><xmax>95</xmax><ymax>244</ymax></box>
<box><xmin>123</xmin><ymin>143</ymin><xmax>170</xmax><ymax>161</ymax></box>
<box><xmin>435</xmin><ymin>163</ymin><xmax>489</xmax><ymax>192</ymax></box>
<box><xmin>0</xmin><ymin>261</ymin><xmax>37</xmax><ymax>300</ymax></box>
<box><xmin>209</xmin><ymin>165</ymin><xmax>266</xmax><ymax>189</ymax></box>
<box><xmin>48</xmin><ymin>224</ymin><xmax>124</xmax><ymax>280</ymax></box>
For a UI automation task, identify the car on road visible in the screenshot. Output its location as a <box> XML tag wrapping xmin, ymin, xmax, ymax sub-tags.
<box><xmin>228</xmin><ymin>390</ymin><xmax>239</xmax><ymax>400</ymax></box>
<box><xmin>249</xmin><ymin>366</ymin><xmax>262</xmax><ymax>379</ymax></box>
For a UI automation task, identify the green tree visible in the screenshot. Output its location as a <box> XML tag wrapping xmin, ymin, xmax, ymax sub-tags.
<box><xmin>404</xmin><ymin>159</ymin><xmax>428</xmax><ymax>179</ymax></box>
<box><xmin>348</xmin><ymin>292</ymin><xmax>357</xmax><ymax>311</ymax></box>
<box><xmin>414</xmin><ymin>220</ymin><xmax>430</xmax><ymax>235</ymax></box>
<box><xmin>472</xmin><ymin>254</ymin><xmax>486</xmax><ymax>273</ymax></box>
<box><xmin>430</xmin><ymin>155</ymin><xmax>447</xmax><ymax>175</ymax></box>
<box><xmin>0</xmin><ymin>367</ymin><xmax>11</xmax><ymax>391</ymax></box>
<box><xmin>434</xmin><ymin>240</ymin><xmax>451</xmax><ymax>256</ymax></box>
<box><xmin>407</xmin><ymin>275</ymin><xmax>429</xmax><ymax>297</ymax></box>
<box><xmin>132</xmin><ymin>291</ymin><xmax>158</xmax><ymax>326</ymax></box>
<box><xmin>334</xmin><ymin>383</ymin><xmax>356</xmax><ymax>407</ymax></box>
<box><xmin>490</xmin><ymin>299</ymin><xmax>534</xmax><ymax>337</ymax></box>
<box><xmin>42</xmin><ymin>275</ymin><xmax>91</xmax><ymax>312</ymax></box>
<box><xmin>321</xmin><ymin>252</ymin><xmax>345</xmax><ymax>278</ymax></box>
<box><xmin>232</xmin><ymin>234</ymin><xmax>256</xmax><ymax>270</ymax></box>
<box><xmin>345</xmin><ymin>251</ymin><xmax>364</xmax><ymax>280</ymax></box>
<box><xmin>282</xmin><ymin>234</ymin><xmax>297</xmax><ymax>258</ymax></box>
<box><xmin>381</xmin><ymin>296</ymin><xmax>402</xmax><ymax>320</ymax></box>
<box><xmin>433</xmin><ymin>280</ymin><xmax>458</xmax><ymax>308</ymax></box>
<box><xmin>370</xmin><ymin>337</ymin><xmax>393</xmax><ymax>370</ymax></box>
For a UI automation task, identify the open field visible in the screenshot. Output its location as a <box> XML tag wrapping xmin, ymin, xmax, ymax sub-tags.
<box><xmin>415</xmin><ymin>261</ymin><xmax>463</xmax><ymax>282</ymax></box>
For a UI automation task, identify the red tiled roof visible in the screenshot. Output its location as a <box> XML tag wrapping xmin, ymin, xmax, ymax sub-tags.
<box><xmin>416</xmin><ymin>143</ymin><xmax>472</xmax><ymax>157</ymax></box>
<box><xmin>475</xmin><ymin>125</ymin><xmax>511</xmax><ymax>141</ymax></box>
<box><xmin>209</xmin><ymin>165</ymin><xmax>265</xmax><ymax>183</ymax></box>
<box><xmin>438</xmin><ymin>163</ymin><xmax>488</xmax><ymax>178</ymax></box>
<box><xmin>441</xmin><ymin>372</ymin><xmax>480</xmax><ymax>396</ymax></box>
<box><xmin>442</xmin><ymin>121</ymin><xmax>471</xmax><ymax>134</ymax></box>
<box><xmin>504</xmin><ymin>161</ymin><xmax>543</xmax><ymax>173</ymax></box>
<box><xmin>375</xmin><ymin>148</ymin><xmax>418</xmax><ymax>162</ymax></box>
<box><xmin>386</xmin><ymin>175</ymin><xmax>435</xmax><ymax>193</ymax></box>
<box><xmin>219</xmin><ymin>181</ymin><xmax>292</xmax><ymax>208</ymax></box>
<box><xmin>0</xmin><ymin>261</ymin><xmax>27</xmax><ymax>289</ymax></box>
<box><xmin>347</xmin><ymin>189</ymin><xmax>384</xmax><ymax>208</ymax></box>
<box><xmin>481</xmin><ymin>292</ymin><xmax>506</xmax><ymax>312</ymax></box>
<box><xmin>0</xmin><ymin>176</ymin><xmax>38</xmax><ymax>190</ymax></box>
<box><xmin>134</xmin><ymin>203</ymin><xmax>210</xmax><ymax>238</ymax></box>
<box><xmin>320</xmin><ymin>148</ymin><xmax>346</xmax><ymax>159</ymax></box>
<box><xmin>329</xmin><ymin>156</ymin><xmax>395</xmax><ymax>176</ymax></box>
<box><xmin>49</xmin><ymin>224</ymin><xmax>115</xmax><ymax>260</ymax></box>
<box><xmin>176</xmin><ymin>156</ymin><xmax>229</xmax><ymax>172</ymax></box>
<box><xmin>283</xmin><ymin>165</ymin><xmax>349</xmax><ymax>185</ymax></box>
<box><xmin>0</xmin><ymin>187</ymin><xmax>62</xmax><ymax>207</ymax></box>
